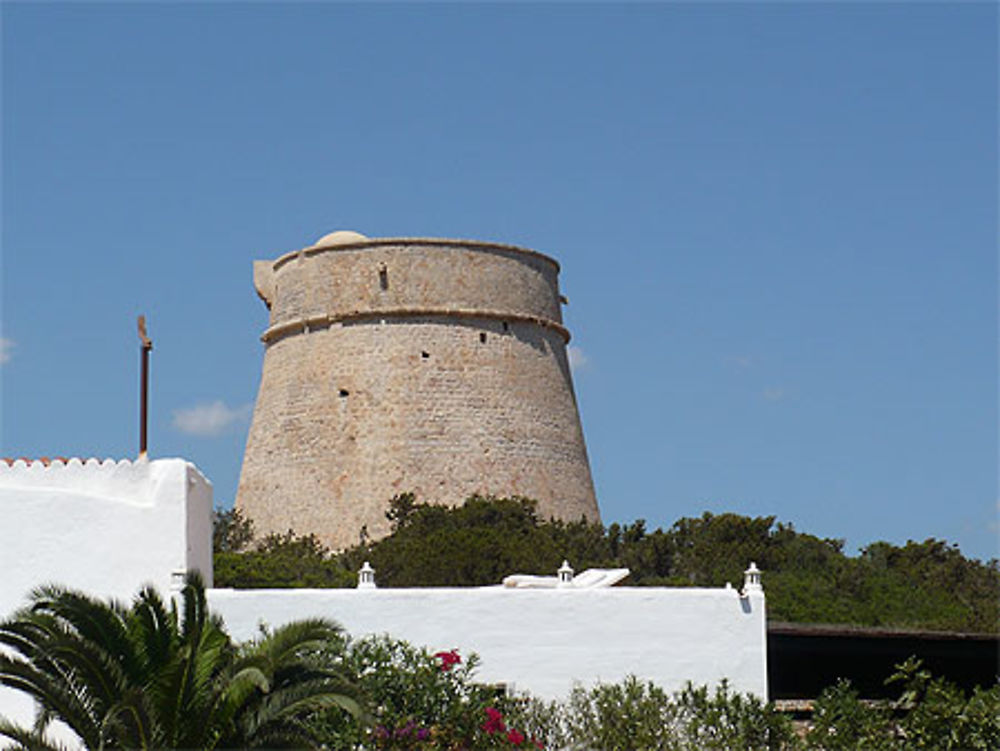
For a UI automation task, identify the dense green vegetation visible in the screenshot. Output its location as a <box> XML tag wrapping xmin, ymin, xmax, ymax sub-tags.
<box><xmin>801</xmin><ymin>658</ymin><xmax>1000</xmax><ymax>751</ymax></box>
<box><xmin>214</xmin><ymin>495</ymin><xmax>1000</xmax><ymax>633</ymax></box>
<box><xmin>510</xmin><ymin>677</ymin><xmax>797</xmax><ymax>750</ymax></box>
<box><xmin>507</xmin><ymin>659</ymin><xmax>1000</xmax><ymax>750</ymax></box>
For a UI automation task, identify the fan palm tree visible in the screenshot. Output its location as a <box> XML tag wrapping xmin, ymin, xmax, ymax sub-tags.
<box><xmin>0</xmin><ymin>573</ymin><xmax>361</xmax><ymax>750</ymax></box>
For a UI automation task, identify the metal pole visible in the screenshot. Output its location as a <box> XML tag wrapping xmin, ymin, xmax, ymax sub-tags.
<box><xmin>138</xmin><ymin>316</ymin><xmax>152</xmax><ymax>457</ymax></box>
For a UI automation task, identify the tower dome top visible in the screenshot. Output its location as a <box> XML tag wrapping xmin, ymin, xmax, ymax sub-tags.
<box><xmin>312</xmin><ymin>230</ymin><xmax>369</xmax><ymax>247</ymax></box>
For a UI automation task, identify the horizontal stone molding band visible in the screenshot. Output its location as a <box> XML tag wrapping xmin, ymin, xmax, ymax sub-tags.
<box><xmin>271</xmin><ymin>237</ymin><xmax>561</xmax><ymax>273</ymax></box>
<box><xmin>261</xmin><ymin>307</ymin><xmax>571</xmax><ymax>345</ymax></box>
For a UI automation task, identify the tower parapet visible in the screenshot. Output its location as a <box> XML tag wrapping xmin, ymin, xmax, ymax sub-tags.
<box><xmin>237</xmin><ymin>232</ymin><xmax>600</xmax><ymax>550</ymax></box>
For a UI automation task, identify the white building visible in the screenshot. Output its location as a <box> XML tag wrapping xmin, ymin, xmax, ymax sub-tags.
<box><xmin>0</xmin><ymin>457</ymin><xmax>768</xmax><ymax>732</ymax></box>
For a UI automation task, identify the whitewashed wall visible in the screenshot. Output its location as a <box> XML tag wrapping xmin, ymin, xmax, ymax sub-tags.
<box><xmin>0</xmin><ymin>457</ymin><xmax>213</xmax><ymax>739</ymax></box>
<box><xmin>209</xmin><ymin>585</ymin><xmax>768</xmax><ymax>700</ymax></box>
<box><xmin>0</xmin><ymin>457</ymin><xmax>213</xmax><ymax>618</ymax></box>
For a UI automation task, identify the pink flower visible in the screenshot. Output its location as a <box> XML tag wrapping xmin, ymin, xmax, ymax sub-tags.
<box><xmin>434</xmin><ymin>649</ymin><xmax>462</xmax><ymax>671</ymax></box>
<box><xmin>507</xmin><ymin>728</ymin><xmax>525</xmax><ymax>745</ymax></box>
<box><xmin>482</xmin><ymin>706</ymin><xmax>505</xmax><ymax>734</ymax></box>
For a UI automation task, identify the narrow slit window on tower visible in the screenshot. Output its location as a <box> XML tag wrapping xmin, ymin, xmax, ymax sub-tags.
<box><xmin>502</xmin><ymin>321</ymin><xmax>509</xmax><ymax>332</ymax></box>
<box><xmin>378</xmin><ymin>265</ymin><xmax>389</xmax><ymax>290</ymax></box>
<box><xmin>480</xmin><ymin>332</ymin><xmax>487</xmax><ymax>343</ymax></box>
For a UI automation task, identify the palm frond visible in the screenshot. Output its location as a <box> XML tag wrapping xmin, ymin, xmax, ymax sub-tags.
<box><xmin>242</xmin><ymin>716</ymin><xmax>321</xmax><ymax>750</ymax></box>
<box><xmin>99</xmin><ymin>687</ymin><xmax>161</xmax><ymax>751</ymax></box>
<box><xmin>128</xmin><ymin>586</ymin><xmax>177</xmax><ymax>680</ymax></box>
<box><xmin>0</xmin><ymin>615</ymin><xmax>88</xmax><ymax>674</ymax></box>
<box><xmin>237</xmin><ymin>676</ymin><xmax>362</xmax><ymax>742</ymax></box>
<box><xmin>245</xmin><ymin>618</ymin><xmax>344</xmax><ymax>666</ymax></box>
<box><xmin>2</xmin><ymin>610</ymin><xmax>131</xmax><ymax>727</ymax></box>
<box><xmin>0</xmin><ymin>655</ymin><xmax>100</xmax><ymax>749</ymax></box>
<box><xmin>0</xmin><ymin>717</ymin><xmax>74</xmax><ymax>751</ymax></box>
<box><xmin>40</xmin><ymin>633</ymin><xmax>130</xmax><ymax>709</ymax></box>
<box><xmin>201</xmin><ymin>664</ymin><xmax>270</xmax><ymax>736</ymax></box>
<box><xmin>28</xmin><ymin>587</ymin><xmax>131</xmax><ymax>655</ymax></box>
<box><xmin>178</xmin><ymin>571</ymin><xmax>212</xmax><ymax>646</ymax></box>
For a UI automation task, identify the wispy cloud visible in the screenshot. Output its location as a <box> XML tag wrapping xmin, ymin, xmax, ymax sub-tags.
<box><xmin>728</xmin><ymin>355</ymin><xmax>753</xmax><ymax>370</ymax></box>
<box><xmin>0</xmin><ymin>338</ymin><xmax>14</xmax><ymax>365</ymax></box>
<box><xmin>172</xmin><ymin>401</ymin><xmax>252</xmax><ymax>437</ymax></box>
<box><xmin>762</xmin><ymin>388</ymin><xmax>785</xmax><ymax>402</ymax></box>
<box><xmin>568</xmin><ymin>345</ymin><xmax>589</xmax><ymax>373</ymax></box>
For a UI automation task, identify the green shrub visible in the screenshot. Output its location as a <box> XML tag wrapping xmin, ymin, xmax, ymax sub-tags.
<box><xmin>804</xmin><ymin>658</ymin><xmax>1000</xmax><ymax>751</ymax></box>
<box><xmin>807</xmin><ymin>679</ymin><xmax>895</xmax><ymax>750</ymax></box>
<box><xmin>505</xmin><ymin>677</ymin><xmax>796</xmax><ymax>751</ymax></box>
<box><xmin>214</xmin><ymin>530</ymin><xmax>357</xmax><ymax>588</ymax></box>
<box><xmin>888</xmin><ymin>657</ymin><xmax>1000</xmax><ymax>750</ymax></box>
<box><xmin>673</xmin><ymin>682</ymin><xmax>797</xmax><ymax>750</ymax></box>
<box><xmin>213</xmin><ymin>507</ymin><xmax>356</xmax><ymax>588</ymax></box>
<box><xmin>312</xmin><ymin>635</ymin><xmax>541</xmax><ymax>750</ymax></box>
<box><xmin>564</xmin><ymin>677</ymin><xmax>678</xmax><ymax>750</ymax></box>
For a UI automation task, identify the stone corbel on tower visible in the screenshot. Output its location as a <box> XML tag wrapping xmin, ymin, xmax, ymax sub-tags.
<box><xmin>253</xmin><ymin>261</ymin><xmax>275</xmax><ymax>309</ymax></box>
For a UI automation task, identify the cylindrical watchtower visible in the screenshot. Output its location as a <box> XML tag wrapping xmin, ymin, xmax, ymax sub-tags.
<box><xmin>236</xmin><ymin>231</ymin><xmax>600</xmax><ymax>550</ymax></box>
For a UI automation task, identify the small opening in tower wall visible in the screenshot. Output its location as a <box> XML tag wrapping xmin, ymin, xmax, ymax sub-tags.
<box><xmin>378</xmin><ymin>265</ymin><xmax>388</xmax><ymax>290</ymax></box>
<box><xmin>339</xmin><ymin>389</ymin><xmax>350</xmax><ymax>397</ymax></box>
<box><xmin>421</xmin><ymin>351</ymin><xmax>430</xmax><ymax>359</ymax></box>
<box><xmin>502</xmin><ymin>321</ymin><xmax>509</xmax><ymax>332</ymax></box>
<box><xmin>480</xmin><ymin>332</ymin><xmax>487</xmax><ymax>343</ymax></box>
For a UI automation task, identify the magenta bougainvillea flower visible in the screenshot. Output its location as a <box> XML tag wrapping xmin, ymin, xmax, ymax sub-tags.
<box><xmin>433</xmin><ymin>649</ymin><xmax>462</xmax><ymax>672</ymax></box>
<box><xmin>482</xmin><ymin>706</ymin><xmax>506</xmax><ymax>734</ymax></box>
<box><xmin>506</xmin><ymin>728</ymin><xmax>525</xmax><ymax>745</ymax></box>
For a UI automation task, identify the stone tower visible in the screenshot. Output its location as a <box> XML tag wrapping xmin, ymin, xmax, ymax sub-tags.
<box><xmin>236</xmin><ymin>231</ymin><xmax>600</xmax><ymax>550</ymax></box>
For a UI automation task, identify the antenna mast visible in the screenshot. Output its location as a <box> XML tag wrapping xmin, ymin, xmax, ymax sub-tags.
<box><xmin>137</xmin><ymin>315</ymin><xmax>152</xmax><ymax>458</ymax></box>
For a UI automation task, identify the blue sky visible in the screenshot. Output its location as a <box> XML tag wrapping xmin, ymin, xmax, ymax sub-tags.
<box><xmin>2</xmin><ymin>2</ymin><xmax>996</xmax><ymax>561</ymax></box>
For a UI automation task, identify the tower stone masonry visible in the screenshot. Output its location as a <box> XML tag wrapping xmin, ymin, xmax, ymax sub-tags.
<box><xmin>236</xmin><ymin>231</ymin><xmax>600</xmax><ymax>550</ymax></box>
